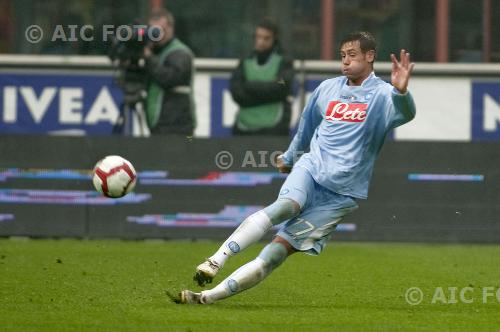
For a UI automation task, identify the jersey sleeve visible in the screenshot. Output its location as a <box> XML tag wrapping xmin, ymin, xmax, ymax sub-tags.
<box><xmin>386</xmin><ymin>88</ymin><xmax>416</xmax><ymax>129</ymax></box>
<box><xmin>281</xmin><ymin>86</ymin><xmax>323</xmax><ymax>166</ymax></box>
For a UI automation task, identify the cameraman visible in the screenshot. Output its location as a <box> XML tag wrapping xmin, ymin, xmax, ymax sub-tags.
<box><xmin>143</xmin><ymin>8</ymin><xmax>195</xmax><ymax>136</ymax></box>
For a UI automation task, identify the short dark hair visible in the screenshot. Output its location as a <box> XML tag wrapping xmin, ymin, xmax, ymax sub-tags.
<box><xmin>150</xmin><ymin>8</ymin><xmax>175</xmax><ymax>26</ymax></box>
<box><xmin>257</xmin><ymin>18</ymin><xmax>279</xmax><ymax>38</ymax></box>
<box><xmin>340</xmin><ymin>31</ymin><xmax>377</xmax><ymax>54</ymax></box>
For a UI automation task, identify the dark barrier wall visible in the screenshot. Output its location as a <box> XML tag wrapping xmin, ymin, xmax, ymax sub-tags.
<box><xmin>0</xmin><ymin>135</ymin><xmax>498</xmax><ymax>243</ymax></box>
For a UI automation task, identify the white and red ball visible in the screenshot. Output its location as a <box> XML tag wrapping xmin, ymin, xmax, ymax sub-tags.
<box><xmin>92</xmin><ymin>155</ymin><xmax>137</xmax><ymax>198</ymax></box>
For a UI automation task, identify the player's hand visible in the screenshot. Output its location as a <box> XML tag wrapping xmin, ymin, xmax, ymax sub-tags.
<box><xmin>276</xmin><ymin>154</ymin><xmax>292</xmax><ymax>174</ymax></box>
<box><xmin>390</xmin><ymin>49</ymin><xmax>415</xmax><ymax>94</ymax></box>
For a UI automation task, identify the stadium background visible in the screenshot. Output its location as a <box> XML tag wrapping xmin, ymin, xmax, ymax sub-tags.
<box><xmin>1</xmin><ymin>3</ymin><xmax>500</xmax><ymax>331</ymax></box>
<box><xmin>0</xmin><ymin>0</ymin><xmax>499</xmax><ymax>243</ymax></box>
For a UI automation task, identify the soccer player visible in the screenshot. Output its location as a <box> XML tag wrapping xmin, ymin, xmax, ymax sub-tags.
<box><xmin>172</xmin><ymin>31</ymin><xmax>416</xmax><ymax>304</ymax></box>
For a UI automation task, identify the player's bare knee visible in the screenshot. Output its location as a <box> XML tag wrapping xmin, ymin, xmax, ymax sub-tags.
<box><xmin>263</xmin><ymin>198</ymin><xmax>300</xmax><ymax>225</ymax></box>
<box><xmin>280</xmin><ymin>198</ymin><xmax>300</xmax><ymax>215</ymax></box>
<box><xmin>272</xmin><ymin>236</ymin><xmax>296</xmax><ymax>255</ymax></box>
<box><xmin>258</xmin><ymin>241</ymin><xmax>290</xmax><ymax>273</ymax></box>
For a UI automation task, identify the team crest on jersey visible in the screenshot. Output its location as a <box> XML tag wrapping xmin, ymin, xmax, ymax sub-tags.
<box><xmin>325</xmin><ymin>101</ymin><xmax>368</xmax><ymax>123</ymax></box>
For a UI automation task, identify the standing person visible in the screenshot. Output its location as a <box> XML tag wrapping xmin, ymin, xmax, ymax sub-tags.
<box><xmin>172</xmin><ymin>31</ymin><xmax>416</xmax><ymax>304</ymax></box>
<box><xmin>230</xmin><ymin>19</ymin><xmax>294</xmax><ymax>136</ymax></box>
<box><xmin>143</xmin><ymin>8</ymin><xmax>195</xmax><ymax>135</ymax></box>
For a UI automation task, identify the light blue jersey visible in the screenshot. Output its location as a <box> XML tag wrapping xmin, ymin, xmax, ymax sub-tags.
<box><xmin>281</xmin><ymin>73</ymin><xmax>416</xmax><ymax>199</ymax></box>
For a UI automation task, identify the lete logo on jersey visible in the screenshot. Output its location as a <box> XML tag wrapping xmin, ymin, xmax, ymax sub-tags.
<box><xmin>325</xmin><ymin>101</ymin><xmax>368</xmax><ymax>123</ymax></box>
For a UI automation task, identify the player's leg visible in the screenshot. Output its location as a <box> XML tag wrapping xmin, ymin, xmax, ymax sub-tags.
<box><xmin>194</xmin><ymin>200</ymin><xmax>299</xmax><ymax>286</ymax></box>
<box><xmin>206</xmin><ymin>198</ymin><xmax>300</xmax><ymax>266</ymax></box>
<box><xmin>194</xmin><ymin>167</ymin><xmax>314</xmax><ymax>286</ymax></box>
<box><xmin>174</xmin><ymin>185</ymin><xmax>360</xmax><ymax>304</ymax></box>
<box><xmin>199</xmin><ymin>236</ymin><xmax>295</xmax><ymax>304</ymax></box>
<box><xmin>175</xmin><ymin>190</ymin><xmax>356</xmax><ymax>305</ymax></box>
<box><xmin>173</xmin><ymin>236</ymin><xmax>295</xmax><ymax>304</ymax></box>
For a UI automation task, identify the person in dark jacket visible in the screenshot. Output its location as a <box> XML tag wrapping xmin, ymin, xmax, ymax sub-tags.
<box><xmin>230</xmin><ymin>19</ymin><xmax>294</xmax><ymax>136</ymax></box>
<box><xmin>143</xmin><ymin>8</ymin><xmax>195</xmax><ymax>135</ymax></box>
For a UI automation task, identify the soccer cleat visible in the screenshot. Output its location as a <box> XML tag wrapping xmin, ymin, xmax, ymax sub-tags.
<box><xmin>167</xmin><ymin>290</ymin><xmax>203</xmax><ymax>304</ymax></box>
<box><xmin>193</xmin><ymin>259</ymin><xmax>221</xmax><ymax>287</ymax></box>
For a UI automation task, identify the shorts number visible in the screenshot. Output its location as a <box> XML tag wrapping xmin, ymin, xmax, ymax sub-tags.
<box><xmin>292</xmin><ymin>218</ymin><xmax>315</xmax><ymax>236</ymax></box>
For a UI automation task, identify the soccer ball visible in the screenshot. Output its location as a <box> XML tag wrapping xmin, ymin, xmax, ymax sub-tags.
<box><xmin>92</xmin><ymin>155</ymin><xmax>137</xmax><ymax>198</ymax></box>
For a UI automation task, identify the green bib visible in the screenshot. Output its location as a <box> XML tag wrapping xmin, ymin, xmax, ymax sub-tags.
<box><xmin>236</xmin><ymin>53</ymin><xmax>283</xmax><ymax>131</ymax></box>
<box><xmin>146</xmin><ymin>38</ymin><xmax>195</xmax><ymax>128</ymax></box>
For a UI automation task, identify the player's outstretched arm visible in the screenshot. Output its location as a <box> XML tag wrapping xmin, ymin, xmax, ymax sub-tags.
<box><xmin>388</xmin><ymin>50</ymin><xmax>416</xmax><ymax>128</ymax></box>
<box><xmin>390</xmin><ymin>49</ymin><xmax>415</xmax><ymax>94</ymax></box>
<box><xmin>279</xmin><ymin>86</ymin><xmax>322</xmax><ymax>171</ymax></box>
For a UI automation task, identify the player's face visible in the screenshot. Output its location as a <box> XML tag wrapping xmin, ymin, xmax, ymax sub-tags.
<box><xmin>254</xmin><ymin>27</ymin><xmax>275</xmax><ymax>52</ymax></box>
<box><xmin>340</xmin><ymin>41</ymin><xmax>375</xmax><ymax>85</ymax></box>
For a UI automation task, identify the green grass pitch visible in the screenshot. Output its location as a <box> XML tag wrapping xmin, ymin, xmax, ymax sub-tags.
<box><xmin>1</xmin><ymin>239</ymin><xmax>499</xmax><ymax>331</ymax></box>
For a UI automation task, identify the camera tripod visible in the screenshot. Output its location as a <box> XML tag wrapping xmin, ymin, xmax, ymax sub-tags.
<box><xmin>113</xmin><ymin>76</ymin><xmax>150</xmax><ymax>136</ymax></box>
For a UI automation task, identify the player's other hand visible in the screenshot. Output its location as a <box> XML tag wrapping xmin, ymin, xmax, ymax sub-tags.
<box><xmin>276</xmin><ymin>154</ymin><xmax>292</xmax><ymax>174</ymax></box>
<box><xmin>390</xmin><ymin>49</ymin><xmax>415</xmax><ymax>94</ymax></box>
